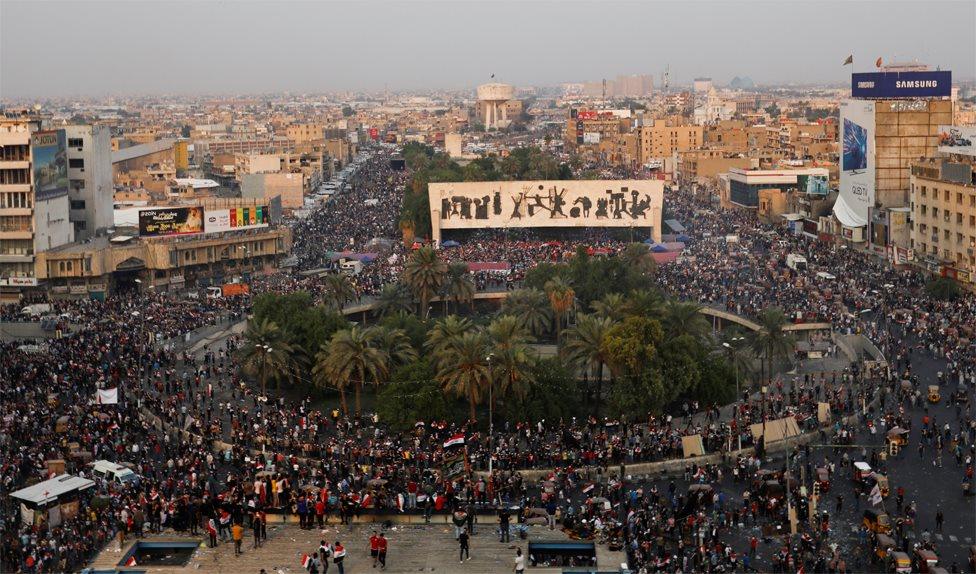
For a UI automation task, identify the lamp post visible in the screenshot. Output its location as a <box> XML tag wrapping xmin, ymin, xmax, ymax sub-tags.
<box><xmin>487</xmin><ymin>353</ymin><xmax>495</xmax><ymax>476</ymax></box>
<box><xmin>723</xmin><ymin>336</ymin><xmax>746</xmax><ymax>451</ymax></box>
<box><xmin>260</xmin><ymin>344</ymin><xmax>273</xmax><ymax>400</ymax></box>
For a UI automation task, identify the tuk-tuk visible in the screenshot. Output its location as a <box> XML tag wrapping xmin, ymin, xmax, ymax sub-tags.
<box><xmin>887</xmin><ymin>551</ymin><xmax>911</xmax><ymax>573</ymax></box>
<box><xmin>928</xmin><ymin>385</ymin><xmax>941</xmax><ymax>403</ymax></box>
<box><xmin>854</xmin><ymin>461</ymin><xmax>873</xmax><ymax>483</ymax></box>
<box><xmin>886</xmin><ymin>427</ymin><xmax>909</xmax><ymax>448</ymax></box>
<box><xmin>874</xmin><ymin>533</ymin><xmax>896</xmax><ymax>560</ymax></box>
<box><xmin>954</xmin><ymin>385</ymin><xmax>969</xmax><ymax>405</ymax></box>
<box><xmin>863</xmin><ymin>508</ymin><xmax>892</xmax><ymax>534</ymax></box>
<box><xmin>913</xmin><ymin>548</ymin><xmax>939</xmax><ymax>573</ymax></box>
<box><xmin>815</xmin><ymin>467</ymin><xmax>831</xmax><ymax>493</ymax></box>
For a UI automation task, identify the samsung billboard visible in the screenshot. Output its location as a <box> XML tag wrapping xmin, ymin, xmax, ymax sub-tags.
<box><xmin>851</xmin><ymin>71</ymin><xmax>951</xmax><ymax>99</ymax></box>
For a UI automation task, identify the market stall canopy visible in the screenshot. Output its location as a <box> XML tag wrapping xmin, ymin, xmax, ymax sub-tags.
<box><xmin>665</xmin><ymin>219</ymin><xmax>686</xmax><ymax>233</ymax></box>
<box><xmin>440</xmin><ymin>240</ymin><xmax>460</xmax><ymax>248</ymax></box>
<box><xmin>750</xmin><ymin>416</ymin><xmax>801</xmax><ymax>444</ymax></box>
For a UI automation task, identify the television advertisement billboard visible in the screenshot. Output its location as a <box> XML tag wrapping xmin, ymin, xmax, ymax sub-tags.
<box><xmin>31</xmin><ymin>130</ymin><xmax>69</xmax><ymax>201</ymax></box>
<box><xmin>837</xmin><ymin>100</ymin><xmax>876</xmax><ymax>227</ymax></box>
<box><xmin>938</xmin><ymin>125</ymin><xmax>976</xmax><ymax>157</ymax></box>
<box><xmin>851</xmin><ymin>71</ymin><xmax>951</xmax><ymax>99</ymax></box>
<box><xmin>138</xmin><ymin>207</ymin><xmax>204</xmax><ymax>237</ymax></box>
<box><xmin>204</xmin><ymin>205</ymin><xmax>270</xmax><ymax>233</ymax></box>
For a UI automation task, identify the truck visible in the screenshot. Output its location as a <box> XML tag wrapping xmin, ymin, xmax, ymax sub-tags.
<box><xmin>21</xmin><ymin>303</ymin><xmax>52</xmax><ymax>317</ymax></box>
<box><xmin>786</xmin><ymin>254</ymin><xmax>808</xmax><ymax>272</ymax></box>
<box><xmin>205</xmin><ymin>283</ymin><xmax>250</xmax><ymax>299</ymax></box>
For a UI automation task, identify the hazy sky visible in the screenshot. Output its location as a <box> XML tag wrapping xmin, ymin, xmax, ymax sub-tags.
<box><xmin>2</xmin><ymin>0</ymin><xmax>974</xmax><ymax>97</ymax></box>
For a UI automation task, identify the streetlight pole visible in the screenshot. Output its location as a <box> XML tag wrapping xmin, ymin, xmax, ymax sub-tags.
<box><xmin>487</xmin><ymin>353</ymin><xmax>494</xmax><ymax>476</ymax></box>
<box><xmin>723</xmin><ymin>336</ymin><xmax>746</xmax><ymax>451</ymax></box>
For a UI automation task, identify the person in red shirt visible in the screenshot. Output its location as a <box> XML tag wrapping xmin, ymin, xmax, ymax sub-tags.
<box><xmin>377</xmin><ymin>532</ymin><xmax>388</xmax><ymax>569</ymax></box>
<box><xmin>316</xmin><ymin>499</ymin><xmax>326</xmax><ymax>528</ymax></box>
<box><xmin>369</xmin><ymin>532</ymin><xmax>380</xmax><ymax>567</ymax></box>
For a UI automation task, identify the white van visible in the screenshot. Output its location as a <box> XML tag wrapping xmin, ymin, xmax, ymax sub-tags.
<box><xmin>90</xmin><ymin>460</ymin><xmax>140</xmax><ymax>487</ymax></box>
<box><xmin>786</xmin><ymin>254</ymin><xmax>808</xmax><ymax>271</ymax></box>
<box><xmin>339</xmin><ymin>260</ymin><xmax>362</xmax><ymax>276</ymax></box>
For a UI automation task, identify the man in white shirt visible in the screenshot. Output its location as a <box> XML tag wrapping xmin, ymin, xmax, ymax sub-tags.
<box><xmin>514</xmin><ymin>547</ymin><xmax>525</xmax><ymax>573</ymax></box>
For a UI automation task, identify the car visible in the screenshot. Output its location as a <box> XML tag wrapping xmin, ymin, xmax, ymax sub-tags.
<box><xmin>90</xmin><ymin>460</ymin><xmax>140</xmax><ymax>487</ymax></box>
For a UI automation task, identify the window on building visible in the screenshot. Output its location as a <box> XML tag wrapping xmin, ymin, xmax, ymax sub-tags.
<box><xmin>920</xmin><ymin>186</ymin><xmax>927</xmax><ymax>197</ymax></box>
<box><xmin>67</xmin><ymin>138</ymin><xmax>83</xmax><ymax>148</ymax></box>
<box><xmin>957</xmin><ymin>193</ymin><xmax>963</xmax><ymax>204</ymax></box>
<box><xmin>70</xmin><ymin>200</ymin><xmax>86</xmax><ymax>210</ymax></box>
<box><xmin>68</xmin><ymin>158</ymin><xmax>84</xmax><ymax>169</ymax></box>
<box><xmin>170</xmin><ymin>251</ymin><xmax>178</xmax><ymax>266</ymax></box>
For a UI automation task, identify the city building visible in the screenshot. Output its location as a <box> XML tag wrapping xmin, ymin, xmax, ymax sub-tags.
<box><xmin>475</xmin><ymin>83</ymin><xmax>518</xmax><ymax>130</ymax></box>
<box><xmin>636</xmin><ymin>119</ymin><xmax>703</xmax><ymax>164</ymax></box>
<box><xmin>242</xmin><ymin>172</ymin><xmax>304</xmax><ymax>209</ymax></box>
<box><xmin>64</xmin><ymin>124</ymin><xmax>114</xmax><ymax>239</ymax></box>
<box><xmin>723</xmin><ymin>166</ymin><xmax>830</xmax><ymax>209</ymax></box>
<box><xmin>0</xmin><ymin>118</ymin><xmax>74</xmax><ymax>301</ymax></box>
<box><xmin>909</xmin><ymin>154</ymin><xmax>976</xmax><ymax>282</ymax></box>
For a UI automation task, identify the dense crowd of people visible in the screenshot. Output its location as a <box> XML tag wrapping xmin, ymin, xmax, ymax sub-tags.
<box><xmin>2</xmin><ymin>147</ymin><xmax>976</xmax><ymax>573</ymax></box>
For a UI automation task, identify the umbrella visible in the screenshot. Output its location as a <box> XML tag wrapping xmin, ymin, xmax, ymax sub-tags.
<box><xmin>441</xmin><ymin>240</ymin><xmax>460</xmax><ymax>248</ymax></box>
<box><xmin>676</xmin><ymin>234</ymin><xmax>692</xmax><ymax>243</ymax></box>
<box><xmin>650</xmin><ymin>244</ymin><xmax>669</xmax><ymax>253</ymax></box>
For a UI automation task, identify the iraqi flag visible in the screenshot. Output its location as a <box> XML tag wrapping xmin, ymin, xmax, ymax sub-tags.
<box><xmin>582</xmin><ymin>483</ymin><xmax>595</xmax><ymax>495</ymax></box>
<box><xmin>125</xmin><ymin>556</ymin><xmax>138</xmax><ymax>567</ymax></box>
<box><xmin>443</xmin><ymin>433</ymin><xmax>465</xmax><ymax>448</ymax></box>
<box><xmin>301</xmin><ymin>553</ymin><xmax>312</xmax><ymax>570</ymax></box>
<box><xmin>360</xmin><ymin>493</ymin><xmax>373</xmax><ymax>508</ymax></box>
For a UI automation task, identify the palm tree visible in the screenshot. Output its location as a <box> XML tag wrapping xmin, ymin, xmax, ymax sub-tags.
<box><xmin>501</xmin><ymin>289</ymin><xmax>552</xmax><ymax>337</ymax></box>
<box><xmin>374</xmin><ymin>283</ymin><xmax>413</xmax><ymax>317</ymax></box>
<box><xmin>322</xmin><ymin>273</ymin><xmax>357</xmax><ymax>311</ymax></box>
<box><xmin>661</xmin><ymin>301</ymin><xmax>711</xmax><ymax>343</ymax></box>
<box><xmin>369</xmin><ymin>325</ymin><xmax>418</xmax><ymax>370</ymax></box>
<box><xmin>619</xmin><ymin>242</ymin><xmax>657</xmax><ymax>277</ymax></box>
<box><xmin>403</xmin><ymin>246</ymin><xmax>447</xmax><ymax>317</ymax></box>
<box><xmin>312</xmin><ymin>349</ymin><xmax>348</xmax><ymax>416</ymax></box>
<box><xmin>749</xmin><ymin>308</ymin><xmax>795</xmax><ymax>386</ymax></box>
<box><xmin>721</xmin><ymin>328</ymin><xmax>756</xmax><ymax>394</ymax></box>
<box><xmin>487</xmin><ymin>316</ymin><xmax>536</xmax><ymax>402</ymax></box>
<box><xmin>239</xmin><ymin>318</ymin><xmax>297</xmax><ymax>398</ymax></box>
<box><xmin>442</xmin><ymin>262</ymin><xmax>475</xmax><ymax>314</ymax></box>
<box><xmin>426</xmin><ymin>315</ymin><xmax>474</xmax><ymax>370</ymax></box>
<box><xmin>317</xmin><ymin>326</ymin><xmax>389</xmax><ymax>417</ymax></box>
<box><xmin>623</xmin><ymin>288</ymin><xmax>666</xmax><ymax>319</ymax></box>
<box><xmin>544</xmin><ymin>276</ymin><xmax>575</xmax><ymax>342</ymax></box>
<box><xmin>435</xmin><ymin>331</ymin><xmax>491</xmax><ymax>422</ymax></box>
<box><xmin>590</xmin><ymin>293</ymin><xmax>628</xmax><ymax>321</ymax></box>
<box><xmin>562</xmin><ymin>314</ymin><xmax>615</xmax><ymax>411</ymax></box>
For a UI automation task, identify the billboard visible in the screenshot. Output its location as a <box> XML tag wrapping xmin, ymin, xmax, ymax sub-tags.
<box><xmin>851</xmin><ymin>71</ymin><xmax>951</xmax><ymax>99</ymax></box>
<box><xmin>576</xmin><ymin>110</ymin><xmax>598</xmax><ymax>120</ymax></box>
<box><xmin>582</xmin><ymin>132</ymin><xmax>601</xmax><ymax>144</ymax></box>
<box><xmin>138</xmin><ymin>207</ymin><xmax>204</xmax><ymax>237</ymax></box>
<box><xmin>938</xmin><ymin>125</ymin><xmax>976</xmax><ymax>157</ymax></box>
<box><xmin>835</xmin><ymin>100</ymin><xmax>876</xmax><ymax>228</ymax></box>
<box><xmin>796</xmin><ymin>174</ymin><xmax>829</xmax><ymax>196</ymax></box>
<box><xmin>31</xmin><ymin>130</ymin><xmax>69</xmax><ymax>201</ymax></box>
<box><xmin>204</xmin><ymin>205</ymin><xmax>270</xmax><ymax>233</ymax></box>
<box><xmin>428</xmin><ymin>180</ymin><xmax>665</xmax><ymax>243</ymax></box>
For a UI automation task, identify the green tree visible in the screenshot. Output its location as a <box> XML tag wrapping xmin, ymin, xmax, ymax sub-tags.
<box><xmin>376</xmin><ymin>360</ymin><xmax>460</xmax><ymax>430</ymax></box>
<box><xmin>316</xmin><ymin>326</ymin><xmax>389</xmax><ymax>417</ymax></box>
<box><xmin>504</xmin><ymin>358</ymin><xmax>580</xmax><ymax>422</ymax></box>
<box><xmin>603</xmin><ymin>316</ymin><xmax>664</xmax><ymax>377</ymax></box>
<box><xmin>374</xmin><ymin>283</ymin><xmax>414</xmax><ymax>317</ymax></box>
<box><xmin>500</xmin><ymin>289</ymin><xmax>552</xmax><ymax>337</ymax></box>
<box><xmin>749</xmin><ymin>308</ymin><xmax>795</xmax><ymax>386</ymax></box>
<box><xmin>619</xmin><ymin>242</ymin><xmax>657</xmax><ymax>277</ymax></box>
<box><xmin>925</xmin><ymin>276</ymin><xmax>962</xmax><ymax>301</ymax></box>
<box><xmin>562</xmin><ymin>314</ymin><xmax>615</xmax><ymax>411</ymax></box>
<box><xmin>487</xmin><ymin>316</ymin><xmax>536</xmax><ymax>402</ymax></box>
<box><xmin>623</xmin><ymin>289</ymin><xmax>666</xmax><ymax>319</ymax></box>
<box><xmin>661</xmin><ymin>301</ymin><xmax>711</xmax><ymax>344</ymax></box>
<box><xmin>369</xmin><ymin>325</ymin><xmax>419</xmax><ymax>370</ymax></box>
<box><xmin>403</xmin><ymin>246</ymin><xmax>447</xmax><ymax>316</ymax></box>
<box><xmin>379</xmin><ymin>310</ymin><xmax>428</xmax><ymax>351</ymax></box>
<box><xmin>322</xmin><ymin>273</ymin><xmax>357</xmax><ymax>311</ymax></box>
<box><xmin>239</xmin><ymin>318</ymin><xmax>297</xmax><ymax>397</ymax></box>
<box><xmin>544</xmin><ymin>276</ymin><xmax>575</xmax><ymax>342</ymax></box>
<box><xmin>435</xmin><ymin>331</ymin><xmax>491</xmax><ymax>422</ymax></box>
<box><xmin>426</xmin><ymin>315</ymin><xmax>474</xmax><ymax>370</ymax></box>
<box><xmin>443</xmin><ymin>262</ymin><xmax>475</xmax><ymax>314</ymax></box>
<box><xmin>589</xmin><ymin>293</ymin><xmax>628</xmax><ymax>321</ymax></box>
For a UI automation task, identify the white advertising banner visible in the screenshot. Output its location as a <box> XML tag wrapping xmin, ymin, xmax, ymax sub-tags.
<box><xmin>428</xmin><ymin>180</ymin><xmax>664</xmax><ymax>244</ymax></box>
<box><xmin>836</xmin><ymin>100</ymin><xmax>875</xmax><ymax>228</ymax></box>
<box><xmin>938</xmin><ymin>125</ymin><xmax>976</xmax><ymax>157</ymax></box>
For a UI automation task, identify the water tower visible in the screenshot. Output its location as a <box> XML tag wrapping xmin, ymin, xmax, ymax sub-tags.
<box><xmin>476</xmin><ymin>83</ymin><xmax>515</xmax><ymax>129</ymax></box>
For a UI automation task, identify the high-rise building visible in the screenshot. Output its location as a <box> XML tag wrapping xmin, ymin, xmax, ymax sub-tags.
<box><xmin>0</xmin><ymin>118</ymin><xmax>74</xmax><ymax>301</ymax></box>
<box><xmin>63</xmin><ymin>124</ymin><xmax>113</xmax><ymax>239</ymax></box>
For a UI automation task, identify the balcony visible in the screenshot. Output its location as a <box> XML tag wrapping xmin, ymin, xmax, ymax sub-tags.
<box><xmin>0</xmin><ymin>230</ymin><xmax>33</xmax><ymax>240</ymax></box>
<box><xmin>0</xmin><ymin>253</ymin><xmax>34</xmax><ymax>263</ymax></box>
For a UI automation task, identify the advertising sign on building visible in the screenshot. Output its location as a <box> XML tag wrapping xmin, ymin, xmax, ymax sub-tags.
<box><xmin>576</xmin><ymin>110</ymin><xmax>598</xmax><ymax>120</ymax></box>
<box><xmin>30</xmin><ymin>130</ymin><xmax>69</xmax><ymax>201</ymax></box>
<box><xmin>938</xmin><ymin>125</ymin><xmax>976</xmax><ymax>157</ymax></box>
<box><xmin>369</xmin><ymin>128</ymin><xmax>379</xmax><ymax>141</ymax></box>
<box><xmin>796</xmin><ymin>174</ymin><xmax>829</xmax><ymax>195</ymax></box>
<box><xmin>582</xmin><ymin>132</ymin><xmax>601</xmax><ymax>144</ymax></box>
<box><xmin>204</xmin><ymin>206</ymin><xmax>270</xmax><ymax>234</ymax></box>
<box><xmin>138</xmin><ymin>207</ymin><xmax>204</xmax><ymax>237</ymax></box>
<box><xmin>428</xmin><ymin>180</ymin><xmax>665</xmax><ymax>245</ymax></box>
<box><xmin>851</xmin><ymin>71</ymin><xmax>951</xmax><ymax>99</ymax></box>
<box><xmin>834</xmin><ymin>100</ymin><xmax>876</xmax><ymax>230</ymax></box>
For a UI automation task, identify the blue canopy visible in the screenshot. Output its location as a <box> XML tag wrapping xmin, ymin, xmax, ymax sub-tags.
<box><xmin>676</xmin><ymin>233</ymin><xmax>692</xmax><ymax>243</ymax></box>
<box><xmin>642</xmin><ymin>238</ymin><xmax>656</xmax><ymax>245</ymax></box>
<box><xmin>650</xmin><ymin>244</ymin><xmax>670</xmax><ymax>253</ymax></box>
<box><xmin>440</xmin><ymin>240</ymin><xmax>460</xmax><ymax>248</ymax></box>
